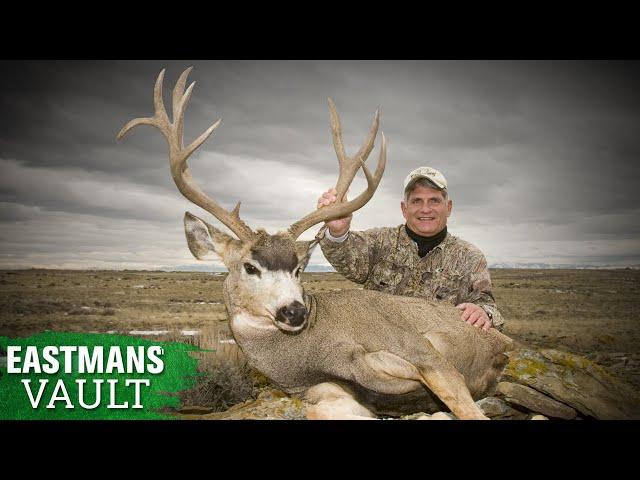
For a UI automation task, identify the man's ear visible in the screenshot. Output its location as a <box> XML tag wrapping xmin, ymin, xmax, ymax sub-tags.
<box><xmin>295</xmin><ymin>240</ymin><xmax>316</xmax><ymax>272</ymax></box>
<box><xmin>184</xmin><ymin>212</ymin><xmax>242</xmax><ymax>264</ymax></box>
<box><xmin>400</xmin><ymin>201</ymin><xmax>408</xmax><ymax>221</ymax></box>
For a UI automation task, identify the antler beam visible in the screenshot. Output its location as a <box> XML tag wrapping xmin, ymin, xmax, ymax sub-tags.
<box><xmin>116</xmin><ymin>68</ymin><xmax>256</xmax><ymax>243</ymax></box>
<box><xmin>288</xmin><ymin>98</ymin><xmax>387</xmax><ymax>239</ymax></box>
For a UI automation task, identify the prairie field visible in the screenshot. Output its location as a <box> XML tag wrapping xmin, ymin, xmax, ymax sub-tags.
<box><xmin>1</xmin><ymin>268</ymin><xmax>639</xmax><ymax>390</ymax></box>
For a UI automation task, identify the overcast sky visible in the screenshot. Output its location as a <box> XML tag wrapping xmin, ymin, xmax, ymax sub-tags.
<box><xmin>1</xmin><ymin>60</ymin><xmax>639</xmax><ymax>270</ymax></box>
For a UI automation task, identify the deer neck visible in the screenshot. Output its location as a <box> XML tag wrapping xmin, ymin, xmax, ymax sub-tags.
<box><xmin>224</xmin><ymin>290</ymin><xmax>318</xmax><ymax>390</ymax></box>
<box><xmin>223</xmin><ymin>282</ymin><xmax>317</xmax><ymax>342</ymax></box>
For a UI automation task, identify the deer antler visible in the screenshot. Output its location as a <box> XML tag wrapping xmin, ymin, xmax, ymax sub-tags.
<box><xmin>116</xmin><ymin>67</ymin><xmax>256</xmax><ymax>243</ymax></box>
<box><xmin>288</xmin><ymin>98</ymin><xmax>387</xmax><ymax>239</ymax></box>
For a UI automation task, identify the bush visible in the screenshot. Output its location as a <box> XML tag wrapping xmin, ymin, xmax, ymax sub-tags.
<box><xmin>179</xmin><ymin>358</ymin><xmax>255</xmax><ymax>412</ymax></box>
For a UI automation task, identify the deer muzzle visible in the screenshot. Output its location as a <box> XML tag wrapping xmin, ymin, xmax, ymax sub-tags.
<box><xmin>275</xmin><ymin>301</ymin><xmax>308</xmax><ymax>332</ymax></box>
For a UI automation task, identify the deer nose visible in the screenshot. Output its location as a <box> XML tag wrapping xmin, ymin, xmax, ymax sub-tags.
<box><xmin>276</xmin><ymin>301</ymin><xmax>307</xmax><ymax>327</ymax></box>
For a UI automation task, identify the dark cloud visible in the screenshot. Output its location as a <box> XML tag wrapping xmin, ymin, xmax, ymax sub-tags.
<box><xmin>1</xmin><ymin>60</ymin><xmax>639</xmax><ymax>268</ymax></box>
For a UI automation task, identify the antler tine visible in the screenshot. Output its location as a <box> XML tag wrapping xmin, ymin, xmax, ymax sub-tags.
<box><xmin>328</xmin><ymin>99</ymin><xmax>381</xmax><ymax>204</ymax></box>
<box><xmin>153</xmin><ymin>69</ymin><xmax>170</xmax><ymax>128</ymax></box>
<box><xmin>328</xmin><ymin>98</ymin><xmax>362</xmax><ymax>204</ymax></box>
<box><xmin>288</xmin><ymin>111</ymin><xmax>387</xmax><ymax>240</ymax></box>
<box><xmin>117</xmin><ymin>67</ymin><xmax>256</xmax><ymax>243</ymax></box>
<box><xmin>287</xmin><ymin>99</ymin><xmax>385</xmax><ymax>239</ymax></box>
<box><xmin>328</xmin><ymin>97</ymin><xmax>348</xmax><ymax>166</ymax></box>
<box><xmin>361</xmin><ymin>131</ymin><xmax>386</xmax><ymax>188</ymax></box>
<box><xmin>354</xmin><ymin>108</ymin><xmax>380</xmax><ymax>174</ymax></box>
<box><xmin>116</xmin><ymin>69</ymin><xmax>170</xmax><ymax>141</ymax></box>
<box><xmin>172</xmin><ymin>66</ymin><xmax>193</xmax><ymax>147</ymax></box>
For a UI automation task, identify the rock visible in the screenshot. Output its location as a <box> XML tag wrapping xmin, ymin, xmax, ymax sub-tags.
<box><xmin>496</xmin><ymin>382</ymin><xmax>577</xmax><ymax>420</ymax></box>
<box><xmin>401</xmin><ymin>412</ymin><xmax>432</xmax><ymax>420</ymax></box>
<box><xmin>430</xmin><ymin>412</ymin><xmax>455</xmax><ymax>420</ymax></box>
<box><xmin>502</xmin><ymin>348</ymin><xmax>640</xmax><ymax>420</ymax></box>
<box><xmin>177</xmin><ymin>406</ymin><xmax>216</xmax><ymax>415</ymax></box>
<box><xmin>475</xmin><ymin>396</ymin><xmax>528</xmax><ymax>420</ymax></box>
<box><xmin>530</xmin><ymin>414</ymin><xmax>548</xmax><ymax>420</ymax></box>
<box><xmin>415</xmin><ymin>414</ymin><xmax>432</xmax><ymax>420</ymax></box>
<box><xmin>175</xmin><ymin>387</ymin><xmax>311</xmax><ymax>420</ymax></box>
<box><xmin>401</xmin><ymin>411</ymin><xmax>455</xmax><ymax>420</ymax></box>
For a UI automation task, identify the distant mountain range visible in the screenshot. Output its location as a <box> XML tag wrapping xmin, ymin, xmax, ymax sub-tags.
<box><xmin>488</xmin><ymin>262</ymin><xmax>640</xmax><ymax>270</ymax></box>
<box><xmin>160</xmin><ymin>263</ymin><xmax>640</xmax><ymax>272</ymax></box>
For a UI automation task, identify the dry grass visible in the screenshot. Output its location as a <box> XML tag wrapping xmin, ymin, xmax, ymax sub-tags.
<box><xmin>2</xmin><ymin>268</ymin><xmax>639</xmax><ymax>394</ymax></box>
<box><xmin>136</xmin><ymin>323</ymin><xmax>259</xmax><ymax>411</ymax></box>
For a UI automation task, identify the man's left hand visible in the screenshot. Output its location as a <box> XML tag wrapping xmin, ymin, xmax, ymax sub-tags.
<box><xmin>456</xmin><ymin>303</ymin><xmax>492</xmax><ymax>331</ymax></box>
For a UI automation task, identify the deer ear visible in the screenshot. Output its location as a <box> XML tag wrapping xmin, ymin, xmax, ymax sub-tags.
<box><xmin>184</xmin><ymin>212</ymin><xmax>242</xmax><ymax>264</ymax></box>
<box><xmin>295</xmin><ymin>240</ymin><xmax>317</xmax><ymax>272</ymax></box>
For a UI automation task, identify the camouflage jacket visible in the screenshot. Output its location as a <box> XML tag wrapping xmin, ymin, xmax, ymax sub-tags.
<box><xmin>319</xmin><ymin>225</ymin><xmax>504</xmax><ymax>330</ymax></box>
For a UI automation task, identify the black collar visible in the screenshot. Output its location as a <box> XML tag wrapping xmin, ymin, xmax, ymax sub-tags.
<box><xmin>405</xmin><ymin>225</ymin><xmax>448</xmax><ymax>258</ymax></box>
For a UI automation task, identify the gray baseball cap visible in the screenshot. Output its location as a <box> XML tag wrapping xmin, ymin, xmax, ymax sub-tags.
<box><xmin>403</xmin><ymin>166</ymin><xmax>448</xmax><ymax>191</ymax></box>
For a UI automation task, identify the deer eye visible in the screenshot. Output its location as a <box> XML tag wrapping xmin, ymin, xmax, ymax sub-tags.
<box><xmin>244</xmin><ymin>263</ymin><xmax>260</xmax><ymax>276</ymax></box>
<box><xmin>294</xmin><ymin>267</ymin><xmax>301</xmax><ymax>278</ymax></box>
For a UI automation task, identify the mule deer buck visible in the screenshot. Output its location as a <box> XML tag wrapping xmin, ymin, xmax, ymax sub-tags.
<box><xmin>117</xmin><ymin>67</ymin><xmax>640</xmax><ymax>420</ymax></box>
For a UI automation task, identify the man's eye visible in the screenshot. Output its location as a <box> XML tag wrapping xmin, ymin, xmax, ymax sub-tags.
<box><xmin>244</xmin><ymin>263</ymin><xmax>259</xmax><ymax>275</ymax></box>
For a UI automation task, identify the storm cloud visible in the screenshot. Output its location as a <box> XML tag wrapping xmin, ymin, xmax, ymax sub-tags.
<box><xmin>1</xmin><ymin>60</ymin><xmax>639</xmax><ymax>269</ymax></box>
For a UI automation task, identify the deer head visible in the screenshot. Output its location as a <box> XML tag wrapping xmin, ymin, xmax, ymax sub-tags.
<box><xmin>117</xmin><ymin>67</ymin><xmax>386</xmax><ymax>333</ymax></box>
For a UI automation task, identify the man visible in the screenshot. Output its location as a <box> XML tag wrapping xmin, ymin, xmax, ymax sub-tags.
<box><xmin>317</xmin><ymin>166</ymin><xmax>504</xmax><ymax>331</ymax></box>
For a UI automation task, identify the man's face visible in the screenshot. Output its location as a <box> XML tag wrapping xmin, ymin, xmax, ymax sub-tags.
<box><xmin>401</xmin><ymin>184</ymin><xmax>452</xmax><ymax>236</ymax></box>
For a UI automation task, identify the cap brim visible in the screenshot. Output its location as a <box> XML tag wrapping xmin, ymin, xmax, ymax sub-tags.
<box><xmin>405</xmin><ymin>176</ymin><xmax>446</xmax><ymax>191</ymax></box>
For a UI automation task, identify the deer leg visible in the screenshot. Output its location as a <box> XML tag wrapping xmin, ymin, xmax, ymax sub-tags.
<box><xmin>415</xmin><ymin>362</ymin><xmax>488</xmax><ymax>420</ymax></box>
<box><xmin>304</xmin><ymin>382</ymin><xmax>376</xmax><ymax>420</ymax></box>
<box><xmin>352</xmin><ymin>349</ymin><xmax>488</xmax><ymax>420</ymax></box>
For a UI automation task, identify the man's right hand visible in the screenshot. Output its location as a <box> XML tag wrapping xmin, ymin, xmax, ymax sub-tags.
<box><xmin>317</xmin><ymin>187</ymin><xmax>352</xmax><ymax>237</ymax></box>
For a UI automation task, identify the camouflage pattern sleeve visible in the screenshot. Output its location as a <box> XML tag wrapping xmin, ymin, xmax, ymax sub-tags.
<box><xmin>466</xmin><ymin>254</ymin><xmax>505</xmax><ymax>331</ymax></box>
<box><xmin>319</xmin><ymin>228</ymin><xmax>384</xmax><ymax>284</ymax></box>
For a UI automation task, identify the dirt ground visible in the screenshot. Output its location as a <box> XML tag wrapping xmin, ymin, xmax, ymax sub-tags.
<box><xmin>1</xmin><ymin>268</ymin><xmax>639</xmax><ymax>388</ymax></box>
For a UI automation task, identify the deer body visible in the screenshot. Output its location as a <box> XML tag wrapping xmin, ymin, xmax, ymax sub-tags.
<box><xmin>229</xmin><ymin>288</ymin><xmax>512</xmax><ymax>416</ymax></box>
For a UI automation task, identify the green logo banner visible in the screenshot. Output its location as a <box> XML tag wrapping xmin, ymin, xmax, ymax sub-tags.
<box><xmin>0</xmin><ymin>332</ymin><xmax>201</xmax><ymax>419</ymax></box>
